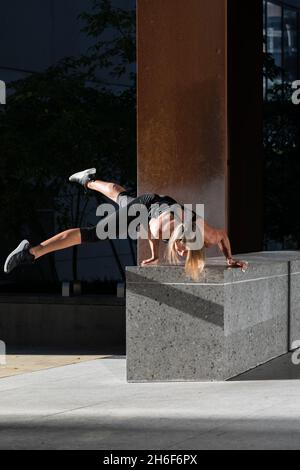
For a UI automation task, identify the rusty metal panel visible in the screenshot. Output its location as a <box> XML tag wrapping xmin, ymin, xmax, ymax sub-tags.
<box><xmin>137</xmin><ymin>0</ymin><xmax>228</xmax><ymax>260</ymax></box>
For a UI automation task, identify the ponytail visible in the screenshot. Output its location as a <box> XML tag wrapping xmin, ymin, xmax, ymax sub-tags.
<box><xmin>166</xmin><ymin>223</ymin><xmax>205</xmax><ymax>280</ymax></box>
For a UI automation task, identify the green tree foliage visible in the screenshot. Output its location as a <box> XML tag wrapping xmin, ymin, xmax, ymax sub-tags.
<box><xmin>79</xmin><ymin>0</ymin><xmax>136</xmax><ymax>80</ymax></box>
<box><xmin>0</xmin><ymin>0</ymin><xmax>136</xmax><ymax>282</ymax></box>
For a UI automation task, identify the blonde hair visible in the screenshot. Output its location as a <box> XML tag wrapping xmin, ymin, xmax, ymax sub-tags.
<box><xmin>166</xmin><ymin>222</ymin><xmax>205</xmax><ymax>281</ymax></box>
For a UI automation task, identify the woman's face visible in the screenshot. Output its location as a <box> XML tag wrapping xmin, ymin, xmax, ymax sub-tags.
<box><xmin>175</xmin><ymin>240</ymin><xmax>188</xmax><ymax>258</ymax></box>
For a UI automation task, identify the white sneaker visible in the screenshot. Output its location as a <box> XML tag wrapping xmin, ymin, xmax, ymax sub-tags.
<box><xmin>69</xmin><ymin>168</ymin><xmax>97</xmax><ymax>188</ymax></box>
<box><xmin>4</xmin><ymin>240</ymin><xmax>34</xmax><ymax>274</ymax></box>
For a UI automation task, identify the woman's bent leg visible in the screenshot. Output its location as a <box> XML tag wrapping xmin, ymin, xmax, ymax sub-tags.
<box><xmin>87</xmin><ymin>180</ymin><xmax>126</xmax><ymax>204</ymax></box>
<box><xmin>30</xmin><ymin>228</ymin><xmax>82</xmax><ymax>260</ymax></box>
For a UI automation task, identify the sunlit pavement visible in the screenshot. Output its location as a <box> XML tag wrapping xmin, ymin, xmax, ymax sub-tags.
<box><xmin>0</xmin><ymin>355</ymin><xmax>300</xmax><ymax>450</ymax></box>
<box><xmin>0</xmin><ymin>355</ymin><xmax>107</xmax><ymax>379</ymax></box>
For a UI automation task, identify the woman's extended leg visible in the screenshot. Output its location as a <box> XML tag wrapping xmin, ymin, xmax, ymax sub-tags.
<box><xmin>68</xmin><ymin>167</ymin><xmax>127</xmax><ymax>204</ymax></box>
<box><xmin>87</xmin><ymin>180</ymin><xmax>126</xmax><ymax>204</ymax></box>
<box><xmin>30</xmin><ymin>228</ymin><xmax>81</xmax><ymax>259</ymax></box>
<box><xmin>4</xmin><ymin>169</ymin><xmax>134</xmax><ymax>274</ymax></box>
<box><xmin>3</xmin><ymin>229</ymin><xmax>82</xmax><ymax>273</ymax></box>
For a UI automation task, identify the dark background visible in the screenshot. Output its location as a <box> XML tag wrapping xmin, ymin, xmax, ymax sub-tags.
<box><xmin>1</xmin><ymin>0</ymin><xmax>300</xmax><ymax>295</ymax></box>
<box><xmin>0</xmin><ymin>0</ymin><xmax>136</xmax><ymax>294</ymax></box>
<box><xmin>263</xmin><ymin>0</ymin><xmax>300</xmax><ymax>251</ymax></box>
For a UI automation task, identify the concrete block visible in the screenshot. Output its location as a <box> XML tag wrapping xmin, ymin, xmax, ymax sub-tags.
<box><xmin>62</xmin><ymin>282</ymin><xmax>71</xmax><ymax>297</ymax></box>
<box><xmin>211</xmin><ymin>251</ymin><xmax>300</xmax><ymax>349</ymax></box>
<box><xmin>126</xmin><ymin>261</ymin><xmax>289</xmax><ymax>382</ymax></box>
<box><xmin>117</xmin><ymin>282</ymin><xmax>125</xmax><ymax>298</ymax></box>
<box><xmin>72</xmin><ymin>281</ymin><xmax>82</xmax><ymax>296</ymax></box>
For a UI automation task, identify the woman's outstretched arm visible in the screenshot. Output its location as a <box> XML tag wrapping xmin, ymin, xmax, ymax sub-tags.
<box><xmin>202</xmin><ymin>221</ymin><xmax>248</xmax><ymax>271</ymax></box>
<box><xmin>141</xmin><ymin>238</ymin><xmax>160</xmax><ymax>266</ymax></box>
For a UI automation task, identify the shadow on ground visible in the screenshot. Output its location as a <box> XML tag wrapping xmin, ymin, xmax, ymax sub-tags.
<box><xmin>231</xmin><ymin>352</ymin><xmax>300</xmax><ymax>381</ymax></box>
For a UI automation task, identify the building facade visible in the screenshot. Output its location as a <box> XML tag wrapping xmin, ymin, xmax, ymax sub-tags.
<box><xmin>0</xmin><ymin>0</ymin><xmax>136</xmax><ymax>287</ymax></box>
<box><xmin>137</xmin><ymin>0</ymin><xmax>262</xmax><ymax>258</ymax></box>
<box><xmin>265</xmin><ymin>0</ymin><xmax>300</xmax><ymax>93</ymax></box>
<box><xmin>137</xmin><ymin>0</ymin><xmax>300</xmax><ymax>258</ymax></box>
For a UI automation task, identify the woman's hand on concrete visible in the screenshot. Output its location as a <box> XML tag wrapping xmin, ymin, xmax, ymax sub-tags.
<box><xmin>227</xmin><ymin>258</ymin><xmax>249</xmax><ymax>272</ymax></box>
<box><xmin>141</xmin><ymin>257</ymin><xmax>160</xmax><ymax>266</ymax></box>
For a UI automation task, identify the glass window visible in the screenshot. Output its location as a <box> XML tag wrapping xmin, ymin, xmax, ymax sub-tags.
<box><xmin>283</xmin><ymin>8</ymin><xmax>298</xmax><ymax>83</ymax></box>
<box><xmin>267</xmin><ymin>2</ymin><xmax>283</xmax><ymax>67</ymax></box>
<box><xmin>267</xmin><ymin>2</ymin><xmax>283</xmax><ymax>87</ymax></box>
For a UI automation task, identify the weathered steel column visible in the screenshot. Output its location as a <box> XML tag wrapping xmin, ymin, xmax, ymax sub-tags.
<box><xmin>137</xmin><ymin>0</ymin><xmax>228</xmax><ymax>261</ymax></box>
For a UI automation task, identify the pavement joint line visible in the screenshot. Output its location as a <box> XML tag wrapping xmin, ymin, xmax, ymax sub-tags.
<box><xmin>32</xmin><ymin>398</ymin><xmax>130</xmax><ymax>422</ymax></box>
<box><xmin>2</xmin><ymin>378</ymin><xmax>295</xmax><ymax>423</ymax></box>
<box><xmin>36</xmin><ymin>388</ymin><xmax>214</xmax><ymax>422</ymax></box>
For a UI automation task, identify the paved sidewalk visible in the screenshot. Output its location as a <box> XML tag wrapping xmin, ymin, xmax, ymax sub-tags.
<box><xmin>0</xmin><ymin>356</ymin><xmax>300</xmax><ymax>450</ymax></box>
<box><xmin>0</xmin><ymin>355</ymin><xmax>107</xmax><ymax>378</ymax></box>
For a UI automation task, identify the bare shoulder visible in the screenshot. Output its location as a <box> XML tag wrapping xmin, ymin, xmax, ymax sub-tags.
<box><xmin>202</xmin><ymin>221</ymin><xmax>223</xmax><ymax>245</ymax></box>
